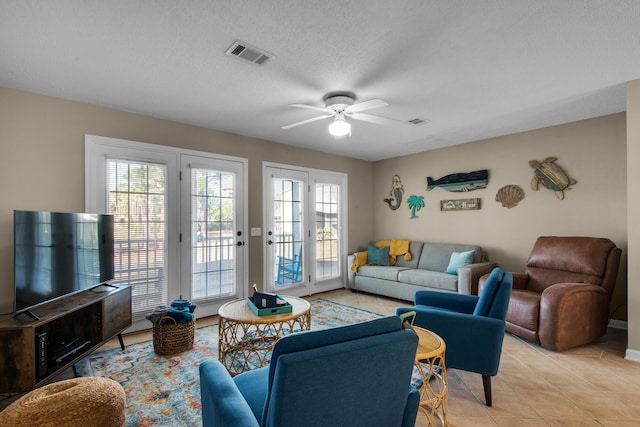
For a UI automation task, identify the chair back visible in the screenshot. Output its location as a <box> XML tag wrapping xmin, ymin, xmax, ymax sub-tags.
<box><xmin>525</xmin><ymin>236</ymin><xmax>621</xmax><ymax>295</ymax></box>
<box><xmin>262</xmin><ymin>316</ymin><xmax>418</xmax><ymax>427</ymax></box>
<box><xmin>473</xmin><ymin>267</ymin><xmax>513</xmax><ymax>320</ymax></box>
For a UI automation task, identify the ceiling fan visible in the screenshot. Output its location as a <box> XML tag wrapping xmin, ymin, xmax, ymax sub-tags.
<box><xmin>282</xmin><ymin>92</ymin><xmax>403</xmax><ymax>136</ymax></box>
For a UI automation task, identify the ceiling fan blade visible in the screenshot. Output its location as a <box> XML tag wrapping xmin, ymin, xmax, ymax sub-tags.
<box><xmin>349</xmin><ymin>112</ymin><xmax>406</xmax><ymax>126</ymax></box>
<box><xmin>346</xmin><ymin>98</ymin><xmax>388</xmax><ymax>113</ymax></box>
<box><xmin>288</xmin><ymin>103</ymin><xmax>332</xmax><ymax>114</ymax></box>
<box><xmin>281</xmin><ymin>114</ymin><xmax>333</xmax><ymax>130</ymax></box>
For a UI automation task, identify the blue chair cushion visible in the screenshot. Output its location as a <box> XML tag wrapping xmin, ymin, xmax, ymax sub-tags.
<box><xmin>233</xmin><ymin>366</ymin><xmax>269</xmax><ymax>423</ymax></box>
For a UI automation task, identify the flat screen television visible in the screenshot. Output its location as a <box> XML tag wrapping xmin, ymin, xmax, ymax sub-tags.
<box><xmin>14</xmin><ymin>210</ymin><xmax>114</xmax><ymax>316</ymax></box>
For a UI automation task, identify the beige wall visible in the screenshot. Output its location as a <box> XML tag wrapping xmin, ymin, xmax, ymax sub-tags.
<box><xmin>627</xmin><ymin>80</ymin><xmax>640</xmax><ymax>354</ymax></box>
<box><xmin>0</xmin><ymin>87</ymin><xmax>374</xmax><ymax>314</ymax></box>
<box><xmin>373</xmin><ymin>113</ymin><xmax>628</xmax><ymax>320</ymax></box>
<box><xmin>0</xmin><ymin>86</ymin><xmax>632</xmax><ymax>332</ymax></box>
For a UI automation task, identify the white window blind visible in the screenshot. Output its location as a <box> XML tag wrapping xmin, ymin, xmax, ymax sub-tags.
<box><xmin>107</xmin><ymin>158</ymin><xmax>168</xmax><ymax>315</ymax></box>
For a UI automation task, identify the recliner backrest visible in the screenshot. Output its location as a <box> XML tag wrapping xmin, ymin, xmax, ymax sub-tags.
<box><xmin>525</xmin><ymin>236</ymin><xmax>620</xmax><ymax>294</ymax></box>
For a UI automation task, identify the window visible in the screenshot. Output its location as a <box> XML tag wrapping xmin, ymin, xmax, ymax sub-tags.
<box><xmin>107</xmin><ymin>159</ymin><xmax>168</xmax><ymax>314</ymax></box>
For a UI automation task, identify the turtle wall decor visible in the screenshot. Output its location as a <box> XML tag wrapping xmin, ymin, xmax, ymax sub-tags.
<box><xmin>529</xmin><ymin>157</ymin><xmax>576</xmax><ymax>200</ymax></box>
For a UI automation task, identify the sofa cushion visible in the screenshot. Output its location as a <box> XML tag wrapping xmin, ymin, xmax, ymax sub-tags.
<box><xmin>394</xmin><ymin>242</ymin><xmax>424</xmax><ymax>268</ymax></box>
<box><xmin>445</xmin><ymin>250</ymin><xmax>476</xmax><ymax>275</ymax></box>
<box><xmin>367</xmin><ymin>244</ymin><xmax>390</xmax><ymax>265</ymax></box>
<box><xmin>397</xmin><ymin>269</ymin><xmax>458</xmax><ymax>292</ymax></box>
<box><xmin>357</xmin><ymin>265</ymin><xmax>411</xmax><ymax>281</ymax></box>
<box><xmin>418</xmin><ymin>243</ymin><xmax>482</xmax><ymax>272</ymax></box>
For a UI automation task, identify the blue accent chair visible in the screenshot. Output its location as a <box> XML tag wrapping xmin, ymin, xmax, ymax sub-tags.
<box><xmin>200</xmin><ymin>316</ymin><xmax>420</xmax><ymax>427</ymax></box>
<box><xmin>396</xmin><ymin>267</ymin><xmax>512</xmax><ymax>406</ymax></box>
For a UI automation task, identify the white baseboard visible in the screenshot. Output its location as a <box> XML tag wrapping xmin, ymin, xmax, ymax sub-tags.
<box><xmin>608</xmin><ymin>320</ymin><xmax>640</xmax><ymax>363</ymax></box>
<box><xmin>609</xmin><ymin>319</ymin><xmax>628</xmax><ymax>330</ymax></box>
<box><xmin>625</xmin><ymin>348</ymin><xmax>640</xmax><ymax>363</ymax></box>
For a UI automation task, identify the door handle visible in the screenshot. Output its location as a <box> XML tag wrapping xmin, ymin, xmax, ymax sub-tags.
<box><xmin>268</xmin><ymin>240</ymin><xmax>273</xmax><ymax>245</ymax></box>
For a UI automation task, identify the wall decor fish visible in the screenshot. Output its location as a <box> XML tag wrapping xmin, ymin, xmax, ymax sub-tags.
<box><xmin>383</xmin><ymin>174</ymin><xmax>404</xmax><ymax>210</ymax></box>
<box><xmin>426</xmin><ymin>169</ymin><xmax>488</xmax><ymax>192</ymax></box>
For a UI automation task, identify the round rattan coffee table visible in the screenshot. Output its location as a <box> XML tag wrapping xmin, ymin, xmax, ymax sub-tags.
<box><xmin>218</xmin><ymin>296</ymin><xmax>311</xmax><ymax>376</ymax></box>
<box><xmin>414</xmin><ymin>326</ymin><xmax>448</xmax><ymax>426</ymax></box>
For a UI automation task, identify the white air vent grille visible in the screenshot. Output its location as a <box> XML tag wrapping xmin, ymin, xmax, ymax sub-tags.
<box><xmin>226</xmin><ymin>40</ymin><xmax>273</xmax><ymax>65</ymax></box>
<box><xmin>408</xmin><ymin>118</ymin><xmax>430</xmax><ymax>125</ymax></box>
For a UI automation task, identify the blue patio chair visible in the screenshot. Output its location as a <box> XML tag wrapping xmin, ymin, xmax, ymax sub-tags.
<box><xmin>275</xmin><ymin>248</ymin><xmax>302</xmax><ymax>284</ymax></box>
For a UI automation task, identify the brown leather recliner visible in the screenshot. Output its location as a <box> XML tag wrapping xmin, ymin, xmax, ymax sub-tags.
<box><xmin>480</xmin><ymin>236</ymin><xmax>621</xmax><ymax>351</ymax></box>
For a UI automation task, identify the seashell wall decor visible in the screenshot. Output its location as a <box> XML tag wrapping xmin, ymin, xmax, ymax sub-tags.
<box><xmin>495</xmin><ymin>185</ymin><xmax>524</xmax><ymax>208</ymax></box>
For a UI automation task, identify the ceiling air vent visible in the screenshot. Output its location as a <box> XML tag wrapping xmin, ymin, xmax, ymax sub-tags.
<box><xmin>225</xmin><ymin>40</ymin><xmax>273</xmax><ymax>65</ymax></box>
<box><xmin>408</xmin><ymin>118</ymin><xmax>430</xmax><ymax>125</ymax></box>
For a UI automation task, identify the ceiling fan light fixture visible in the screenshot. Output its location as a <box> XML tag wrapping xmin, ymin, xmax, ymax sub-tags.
<box><xmin>328</xmin><ymin>116</ymin><xmax>351</xmax><ymax>136</ymax></box>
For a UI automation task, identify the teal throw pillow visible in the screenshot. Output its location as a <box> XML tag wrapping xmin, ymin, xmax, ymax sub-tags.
<box><xmin>445</xmin><ymin>250</ymin><xmax>476</xmax><ymax>275</ymax></box>
<box><xmin>367</xmin><ymin>245</ymin><xmax>390</xmax><ymax>266</ymax></box>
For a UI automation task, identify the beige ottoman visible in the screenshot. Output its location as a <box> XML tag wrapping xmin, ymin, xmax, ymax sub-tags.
<box><xmin>0</xmin><ymin>377</ymin><xmax>125</xmax><ymax>427</ymax></box>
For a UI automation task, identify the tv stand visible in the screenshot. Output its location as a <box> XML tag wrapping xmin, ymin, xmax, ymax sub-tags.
<box><xmin>14</xmin><ymin>309</ymin><xmax>41</xmax><ymax>321</ymax></box>
<box><xmin>0</xmin><ymin>285</ymin><xmax>131</xmax><ymax>393</ymax></box>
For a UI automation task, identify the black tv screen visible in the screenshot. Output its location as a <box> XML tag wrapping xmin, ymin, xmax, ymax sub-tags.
<box><xmin>14</xmin><ymin>210</ymin><xmax>114</xmax><ymax>314</ymax></box>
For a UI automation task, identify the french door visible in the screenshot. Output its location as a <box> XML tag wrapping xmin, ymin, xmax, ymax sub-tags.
<box><xmin>180</xmin><ymin>155</ymin><xmax>246</xmax><ymax>318</ymax></box>
<box><xmin>263</xmin><ymin>164</ymin><xmax>347</xmax><ymax>297</ymax></box>
<box><xmin>86</xmin><ymin>135</ymin><xmax>247</xmax><ymax>329</ymax></box>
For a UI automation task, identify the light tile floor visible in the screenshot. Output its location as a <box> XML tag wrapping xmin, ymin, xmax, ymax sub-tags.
<box><xmin>4</xmin><ymin>288</ymin><xmax>639</xmax><ymax>427</ymax></box>
<box><xmin>319</xmin><ymin>289</ymin><xmax>640</xmax><ymax>427</ymax></box>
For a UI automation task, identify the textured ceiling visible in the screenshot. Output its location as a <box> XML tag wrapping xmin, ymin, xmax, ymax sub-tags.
<box><xmin>1</xmin><ymin>1</ymin><xmax>639</xmax><ymax>161</ymax></box>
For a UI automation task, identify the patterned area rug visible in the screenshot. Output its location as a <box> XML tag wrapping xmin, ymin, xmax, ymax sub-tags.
<box><xmin>74</xmin><ymin>298</ymin><xmax>382</xmax><ymax>427</ymax></box>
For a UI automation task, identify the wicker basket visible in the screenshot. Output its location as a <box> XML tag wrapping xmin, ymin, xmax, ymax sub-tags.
<box><xmin>152</xmin><ymin>316</ymin><xmax>195</xmax><ymax>355</ymax></box>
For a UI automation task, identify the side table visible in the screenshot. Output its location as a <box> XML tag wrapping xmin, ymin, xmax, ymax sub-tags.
<box><xmin>218</xmin><ymin>296</ymin><xmax>311</xmax><ymax>376</ymax></box>
<box><xmin>413</xmin><ymin>326</ymin><xmax>448</xmax><ymax>426</ymax></box>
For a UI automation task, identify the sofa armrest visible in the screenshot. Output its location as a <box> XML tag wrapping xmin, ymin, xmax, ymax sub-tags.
<box><xmin>200</xmin><ymin>360</ymin><xmax>260</xmax><ymax>427</ymax></box>
<box><xmin>347</xmin><ymin>254</ymin><xmax>356</xmax><ymax>287</ymax></box>
<box><xmin>539</xmin><ymin>283</ymin><xmax>610</xmax><ymax>351</ymax></box>
<box><xmin>458</xmin><ymin>262</ymin><xmax>497</xmax><ymax>295</ymax></box>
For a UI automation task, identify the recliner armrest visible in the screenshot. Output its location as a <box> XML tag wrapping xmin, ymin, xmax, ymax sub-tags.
<box><xmin>538</xmin><ymin>282</ymin><xmax>610</xmax><ymax>351</ymax></box>
<box><xmin>200</xmin><ymin>360</ymin><xmax>260</xmax><ymax>427</ymax></box>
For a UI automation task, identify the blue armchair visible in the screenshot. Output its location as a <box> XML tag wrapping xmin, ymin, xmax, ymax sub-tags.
<box><xmin>200</xmin><ymin>316</ymin><xmax>420</xmax><ymax>427</ymax></box>
<box><xmin>396</xmin><ymin>267</ymin><xmax>512</xmax><ymax>406</ymax></box>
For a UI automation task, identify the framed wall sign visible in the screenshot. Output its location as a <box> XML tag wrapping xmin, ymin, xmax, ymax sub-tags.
<box><xmin>440</xmin><ymin>198</ymin><xmax>481</xmax><ymax>211</ymax></box>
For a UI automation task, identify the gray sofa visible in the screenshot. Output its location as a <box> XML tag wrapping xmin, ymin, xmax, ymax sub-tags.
<box><xmin>347</xmin><ymin>241</ymin><xmax>496</xmax><ymax>301</ymax></box>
